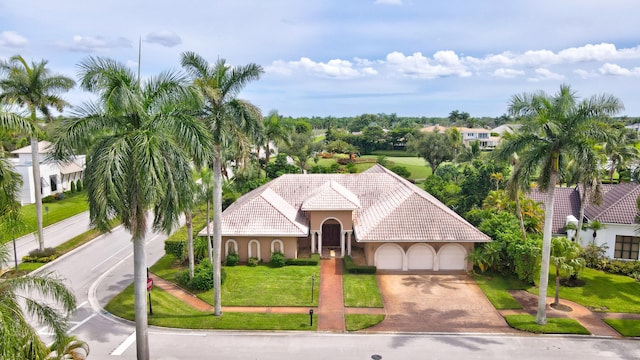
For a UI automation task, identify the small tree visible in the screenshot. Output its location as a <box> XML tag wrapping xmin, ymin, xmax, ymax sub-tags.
<box><xmin>70</xmin><ymin>180</ymin><xmax>76</xmax><ymax>193</ymax></box>
<box><xmin>550</xmin><ymin>237</ymin><xmax>586</xmax><ymax>307</ymax></box>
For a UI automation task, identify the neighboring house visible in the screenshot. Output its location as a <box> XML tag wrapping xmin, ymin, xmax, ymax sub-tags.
<box><xmin>420</xmin><ymin>125</ymin><xmax>499</xmax><ymax>149</ymax></box>
<box><xmin>198</xmin><ymin>165</ymin><xmax>490</xmax><ymax>271</ymax></box>
<box><xmin>10</xmin><ymin>141</ymin><xmax>85</xmax><ymax>205</ymax></box>
<box><xmin>625</xmin><ymin>123</ymin><xmax>640</xmax><ymax>138</ymax></box>
<box><xmin>490</xmin><ymin>123</ymin><xmax>521</xmax><ymax>136</ymax></box>
<box><xmin>527</xmin><ymin>183</ymin><xmax>640</xmax><ymax>260</ymax></box>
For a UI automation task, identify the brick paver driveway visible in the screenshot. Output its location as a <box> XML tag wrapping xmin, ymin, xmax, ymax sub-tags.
<box><xmin>367</xmin><ymin>273</ymin><xmax>515</xmax><ymax>333</ymax></box>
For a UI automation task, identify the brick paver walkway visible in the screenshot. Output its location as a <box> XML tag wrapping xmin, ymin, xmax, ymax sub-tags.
<box><xmin>316</xmin><ymin>258</ymin><xmax>346</xmax><ymax>332</ymax></box>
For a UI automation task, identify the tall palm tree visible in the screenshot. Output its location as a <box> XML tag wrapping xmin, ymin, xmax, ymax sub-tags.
<box><xmin>0</xmin><ymin>55</ymin><xmax>75</xmax><ymax>251</ymax></box>
<box><xmin>496</xmin><ymin>84</ymin><xmax>622</xmax><ymax>325</ymax></box>
<box><xmin>446</xmin><ymin>127</ymin><xmax>463</xmax><ymax>163</ymax></box>
<box><xmin>568</xmin><ymin>147</ymin><xmax>604</xmax><ymax>245</ymax></box>
<box><xmin>0</xmin><ymin>244</ymin><xmax>77</xmax><ymax>360</ymax></box>
<box><xmin>52</xmin><ymin>56</ymin><xmax>211</xmax><ymax>359</ymax></box>
<box><xmin>181</xmin><ymin>51</ymin><xmax>263</xmax><ymax>316</ymax></box>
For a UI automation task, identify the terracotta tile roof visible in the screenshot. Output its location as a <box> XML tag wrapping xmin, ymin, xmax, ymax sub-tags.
<box><xmin>527</xmin><ymin>187</ymin><xmax>580</xmax><ymax>234</ymax></box>
<box><xmin>301</xmin><ymin>180</ymin><xmax>361</xmax><ymax>211</ymax></box>
<box><xmin>527</xmin><ymin>183</ymin><xmax>640</xmax><ymax>234</ymax></box>
<box><xmin>584</xmin><ymin>182</ymin><xmax>640</xmax><ymax>224</ymax></box>
<box><xmin>199</xmin><ymin>164</ymin><xmax>490</xmax><ymax>243</ymax></box>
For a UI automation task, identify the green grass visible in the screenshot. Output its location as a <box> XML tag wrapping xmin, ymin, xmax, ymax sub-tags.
<box><xmin>345</xmin><ymin>314</ymin><xmax>385</xmax><ymax>331</ymax></box>
<box><xmin>343</xmin><ymin>274</ymin><xmax>383</xmax><ymax>308</ymax></box>
<box><xmin>541</xmin><ymin>267</ymin><xmax>640</xmax><ymax>313</ymax></box>
<box><xmin>603</xmin><ymin>319</ymin><xmax>640</xmax><ymax>337</ymax></box>
<box><xmin>472</xmin><ymin>272</ymin><xmax>528</xmax><ymax>310</ymax></box>
<box><xmin>505</xmin><ymin>314</ymin><xmax>590</xmax><ymax>334</ymax></box>
<box><xmin>371</xmin><ymin>150</ymin><xmax>415</xmax><ymax>157</ymax></box>
<box><xmin>105</xmin><ymin>284</ymin><xmax>316</xmax><ymax>330</ymax></box>
<box><xmin>197</xmin><ymin>265</ymin><xmax>320</xmax><ymax>307</ymax></box>
<box><xmin>149</xmin><ymin>254</ymin><xmax>181</xmax><ymax>280</ymax></box>
<box><xmin>361</xmin><ymin>155</ymin><xmax>432</xmax><ymax>180</ymax></box>
<box><xmin>15</xmin><ymin>192</ymin><xmax>89</xmax><ymax>238</ymax></box>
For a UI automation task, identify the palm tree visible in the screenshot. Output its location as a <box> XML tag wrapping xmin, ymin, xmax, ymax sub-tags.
<box><xmin>446</xmin><ymin>127</ymin><xmax>463</xmax><ymax>163</ymax></box>
<box><xmin>568</xmin><ymin>148</ymin><xmax>604</xmax><ymax>245</ymax></box>
<box><xmin>496</xmin><ymin>84</ymin><xmax>622</xmax><ymax>325</ymax></box>
<box><xmin>52</xmin><ymin>56</ymin><xmax>211</xmax><ymax>359</ymax></box>
<box><xmin>600</xmin><ymin>127</ymin><xmax>639</xmax><ymax>183</ymax></box>
<box><xmin>47</xmin><ymin>334</ymin><xmax>90</xmax><ymax>360</ymax></box>
<box><xmin>262</xmin><ymin>110</ymin><xmax>292</xmax><ymax>165</ymax></box>
<box><xmin>0</xmin><ymin>55</ymin><xmax>75</xmax><ymax>251</ymax></box>
<box><xmin>0</xmin><ymin>244</ymin><xmax>77</xmax><ymax>360</ymax></box>
<box><xmin>550</xmin><ymin>237</ymin><xmax>585</xmax><ymax>307</ymax></box>
<box><xmin>181</xmin><ymin>51</ymin><xmax>263</xmax><ymax>316</ymax></box>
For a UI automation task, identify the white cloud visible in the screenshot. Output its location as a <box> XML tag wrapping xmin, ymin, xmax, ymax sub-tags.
<box><xmin>375</xmin><ymin>0</ymin><xmax>402</xmax><ymax>5</ymax></box>
<box><xmin>0</xmin><ymin>31</ymin><xmax>28</xmax><ymax>48</ymax></box>
<box><xmin>57</xmin><ymin>35</ymin><xmax>132</xmax><ymax>52</ymax></box>
<box><xmin>599</xmin><ymin>63</ymin><xmax>640</xmax><ymax>76</ymax></box>
<box><xmin>574</xmin><ymin>69</ymin><xmax>597</xmax><ymax>79</ymax></box>
<box><xmin>266</xmin><ymin>57</ymin><xmax>375</xmax><ymax>78</ymax></box>
<box><xmin>492</xmin><ymin>68</ymin><xmax>524</xmax><ymax>78</ymax></box>
<box><xmin>386</xmin><ymin>51</ymin><xmax>471</xmax><ymax>79</ymax></box>
<box><xmin>145</xmin><ymin>31</ymin><xmax>182</xmax><ymax>47</ymax></box>
<box><xmin>528</xmin><ymin>68</ymin><xmax>565</xmax><ymax>82</ymax></box>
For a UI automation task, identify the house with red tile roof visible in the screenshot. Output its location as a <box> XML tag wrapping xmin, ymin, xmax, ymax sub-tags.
<box><xmin>198</xmin><ymin>165</ymin><xmax>491</xmax><ymax>271</ymax></box>
<box><xmin>528</xmin><ymin>183</ymin><xmax>640</xmax><ymax>261</ymax></box>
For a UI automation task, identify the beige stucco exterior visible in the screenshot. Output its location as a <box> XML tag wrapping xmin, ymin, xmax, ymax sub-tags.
<box><xmin>308</xmin><ymin>210</ymin><xmax>354</xmax><ymax>231</ymax></box>
<box><xmin>222</xmin><ymin>236</ymin><xmax>299</xmax><ymax>263</ymax></box>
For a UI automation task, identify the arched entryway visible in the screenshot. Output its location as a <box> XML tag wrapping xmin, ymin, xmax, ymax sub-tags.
<box><xmin>321</xmin><ymin>219</ymin><xmax>341</xmax><ymax>248</ymax></box>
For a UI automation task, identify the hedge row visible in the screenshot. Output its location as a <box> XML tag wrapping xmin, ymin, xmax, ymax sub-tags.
<box><xmin>286</xmin><ymin>254</ymin><xmax>320</xmax><ymax>266</ymax></box>
<box><xmin>165</xmin><ymin>239</ymin><xmax>185</xmax><ymax>259</ymax></box>
<box><xmin>343</xmin><ymin>255</ymin><xmax>377</xmax><ymax>274</ymax></box>
<box><xmin>22</xmin><ymin>247</ymin><xmax>59</xmax><ymax>263</ymax></box>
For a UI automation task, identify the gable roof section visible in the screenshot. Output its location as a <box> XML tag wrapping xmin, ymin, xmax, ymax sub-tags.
<box><xmin>584</xmin><ymin>183</ymin><xmax>640</xmax><ymax>224</ymax></box>
<box><xmin>11</xmin><ymin>140</ymin><xmax>53</xmax><ymax>154</ymax></box>
<box><xmin>301</xmin><ymin>180</ymin><xmax>361</xmax><ymax>211</ymax></box>
<box><xmin>526</xmin><ymin>187</ymin><xmax>580</xmax><ymax>234</ymax></box>
<box><xmin>199</xmin><ymin>164</ymin><xmax>490</xmax><ymax>242</ymax></box>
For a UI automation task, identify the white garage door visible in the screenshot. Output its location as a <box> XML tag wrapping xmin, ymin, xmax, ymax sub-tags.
<box><xmin>407</xmin><ymin>244</ymin><xmax>434</xmax><ymax>270</ymax></box>
<box><xmin>375</xmin><ymin>244</ymin><xmax>404</xmax><ymax>270</ymax></box>
<box><xmin>438</xmin><ymin>244</ymin><xmax>467</xmax><ymax>270</ymax></box>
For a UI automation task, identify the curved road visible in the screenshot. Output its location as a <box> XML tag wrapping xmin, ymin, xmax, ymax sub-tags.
<box><xmin>29</xmin><ymin>213</ymin><xmax>640</xmax><ymax>360</ymax></box>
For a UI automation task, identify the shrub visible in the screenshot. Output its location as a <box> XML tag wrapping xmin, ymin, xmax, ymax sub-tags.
<box><xmin>248</xmin><ymin>257</ymin><xmax>259</xmax><ymax>267</ymax></box>
<box><xmin>54</xmin><ymin>192</ymin><xmax>65</xmax><ymax>200</ymax></box>
<box><xmin>188</xmin><ymin>261</ymin><xmax>215</xmax><ymax>291</ymax></box>
<box><xmin>337</xmin><ymin>157</ymin><xmax>352</xmax><ymax>165</ymax></box>
<box><xmin>42</xmin><ymin>195</ymin><xmax>55</xmax><ymax>203</ymax></box>
<box><xmin>390</xmin><ymin>165</ymin><xmax>411</xmax><ymax>179</ymax></box>
<box><xmin>70</xmin><ymin>181</ymin><xmax>76</xmax><ymax>193</ymax></box>
<box><xmin>225</xmin><ymin>252</ymin><xmax>239</xmax><ymax>266</ymax></box>
<box><xmin>76</xmin><ymin>179</ymin><xmax>83</xmax><ymax>191</ymax></box>
<box><xmin>580</xmin><ymin>243</ymin><xmax>609</xmax><ymax>268</ymax></box>
<box><xmin>22</xmin><ymin>247</ymin><xmax>58</xmax><ymax>263</ymax></box>
<box><xmin>164</xmin><ymin>239</ymin><xmax>185</xmax><ymax>259</ymax></box>
<box><xmin>270</xmin><ymin>251</ymin><xmax>286</xmax><ymax>268</ymax></box>
<box><xmin>286</xmin><ymin>254</ymin><xmax>320</xmax><ymax>266</ymax></box>
<box><xmin>343</xmin><ymin>255</ymin><xmax>377</xmax><ymax>274</ymax></box>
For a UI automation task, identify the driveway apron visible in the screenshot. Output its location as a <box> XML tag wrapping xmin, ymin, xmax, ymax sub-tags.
<box><xmin>368</xmin><ymin>273</ymin><xmax>514</xmax><ymax>333</ymax></box>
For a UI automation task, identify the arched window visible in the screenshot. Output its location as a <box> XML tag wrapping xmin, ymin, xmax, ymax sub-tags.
<box><xmin>271</xmin><ymin>239</ymin><xmax>284</xmax><ymax>254</ymax></box>
<box><xmin>225</xmin><ymin>239</ymin><xmax>238</xmax><ymax>257</ymax></box>
<box><xmin>248</xmin><ymin>239</ymin><xmax>261</xmax><ymax>260</ymax></box>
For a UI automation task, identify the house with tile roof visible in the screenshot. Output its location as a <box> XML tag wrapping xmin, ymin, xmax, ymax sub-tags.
<box><xmin>420</xmin><ymin>125</ymin><xmax>499</xmax><ymax>149</ymax></box>
<box><xmin>10</xmin><ymin>141</ymin><xmax>85</xmax><ymax>205</ymax></box>
<box><xmin>198</xmin><ymin>165</ymin><xmax>491</xmax><ymax>271</ymax></box>
<box><xmin>527</xmin><ymin>183</ymin><xmax>640</xmax><ymax>260</ymax></box>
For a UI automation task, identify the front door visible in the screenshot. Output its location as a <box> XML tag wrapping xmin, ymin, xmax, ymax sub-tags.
<box><xmin>322</xmin><ymin>223</ymin><xmax>341</xmax><ymax>247</ymax></box>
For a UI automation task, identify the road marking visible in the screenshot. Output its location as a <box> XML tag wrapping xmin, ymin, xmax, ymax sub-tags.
<box><xmin>90</xmin><ymin>243</ymin><xmax>133</xmax><ymax>271</ymax></box>
<box><xmin>111</xmin><ymin>331</ymin><xmax>136</xmax><ymax>356</ymax></box>
<box><xmin>76</xmin><ymin>301</ymin><xmax>88</xmax><ymax>310</ymax></box>
<box><xmin>68</xmin><ymin>313</ymin><xmax>96</xmax><ymax>333</ymax></box>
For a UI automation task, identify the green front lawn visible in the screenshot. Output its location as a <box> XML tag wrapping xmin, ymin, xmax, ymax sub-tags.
<box><xmin>543</xmin><ymin>267</ymin><xmax>640</xmax><ymax>313</ymax></box>
<box><xmin>505</xmin><ymin>315</ymin><xmax>590</xmax><ymax>335</ymax></box>
<box><xmin>105</xmin><ymin>284</ymin><xmax>316</xmax><ymax>330</ymax></box>
<box><xmin>15</xmin><ymin>192</ymin><xmax>89</xmax><ymax>238</ymax></box>
<box><xmin>345</xmin><ymin>314</ymin><xmax>385</xmax><ymax>331</ymax></box>
<box><xmin>343</xmin><ymin>273</ymin><xmax>383</xmax><ymax>308</ymax></box>
<box><xmin>361</xmin><ymin>155</ymin><xmax>431</xmax><ymax>180</ymax></box>
<box><xmin>472</xmin><ymin>272</ymin><xmax>527</xmax><ymax>310</ymax></box>
<box><xmin>603</xmin><ymin>319</ymin><xmax>640</xmax><ymax>337</ymax></box>
<box><xmin>197</xmin><ymin>264</ymin><xmax>320</xmax><ymax>307</ymax></box>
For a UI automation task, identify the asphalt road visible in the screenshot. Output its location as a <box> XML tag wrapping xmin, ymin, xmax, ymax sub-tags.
<box><xmin>25</xmin><ymin>212</ymin><xmax>640</xmax><ymax>360</ymax></box>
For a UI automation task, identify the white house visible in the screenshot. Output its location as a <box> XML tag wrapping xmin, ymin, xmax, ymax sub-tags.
<box><xmin>10</xmin><ymin>141</ymin><xmax>85</xmax><ymax>205</ymax></box>
<box><xmin>529</xmin><ymin>183</ymin><xmax>640</xmax><ymax>260</ymax></box>
<box><xmin>421</xmin><ymin>125</ymin><xmax>499</xmax><ymax>149</ymax></box>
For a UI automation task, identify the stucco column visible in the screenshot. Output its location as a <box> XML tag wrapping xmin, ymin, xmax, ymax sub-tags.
<box><xmin>340</xmin><ymin>231</ymin><xmax>345</xmax><ymax>258</ymax></box>
<box><xmin>346</xmin><ymin>231</ymin><xmax>352</xmax><ymax>256</ymax></box>
<box><xmin>317</xmin><ymin>231</ymin><xmax>322</xmax><ymax>256</ymax></box>
<box><xmin>311</xmin><ymin>231</ymin><xmax>316</xmax><ymax>254</ymax></box>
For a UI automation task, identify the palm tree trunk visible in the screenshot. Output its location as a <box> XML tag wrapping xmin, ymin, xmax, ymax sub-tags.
<box><xmin>554</xmin><ymin>265</ymin><xmax>561</xmax><ymax>306</ymax></box>
<box><xmin>265</xmin><ymin>143</ymin><xmax>271</xmax><ymax>165</ymax></box>
<box><xmin>206</xmin><ymin>200</ymin><xmax>213</xmax><ymax>265</ymax></box>
<box><xmin>186</xmin><ymin>211</ymin><xmax>194</xmax><ymax>278</ymax></box>
<box><xmin>536</xmin><ymin>171</ymin><xmax>557</xmax><ymax>325</ymax></box>
<box><xmin>213</xmin><ymin>148</ymin><xmax>223</xmax><ymax>316</ymax></box>
<box><xmin>575</xmin><ymin>186</ymin><xmax>589</xmax><ymax>245</ymax></box>
<box><xmin>515</xmin><ymin>190</ymin><xmax>527</xmax><ymax>240</ymax></box>
<box><xmin>30</xmin><ymin>136</ymin><xmax>44</xmax><ymax>251</ymax></box>
<box><xmin>133</xmin><ymin>233</ymin><xmax>149</xmax><ymax>360</ymax></box>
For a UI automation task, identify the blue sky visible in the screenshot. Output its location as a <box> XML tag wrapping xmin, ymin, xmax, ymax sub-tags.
<box><xmin>1</xmin><ymin>0</ymin><xmax>639</xmax><ymax>118</ymax></box>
